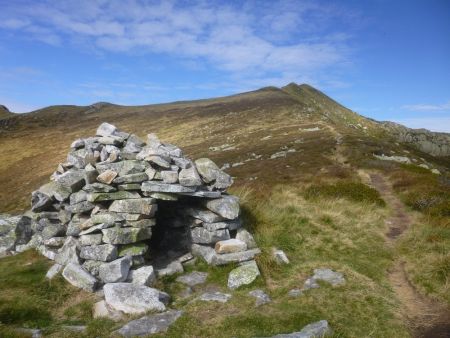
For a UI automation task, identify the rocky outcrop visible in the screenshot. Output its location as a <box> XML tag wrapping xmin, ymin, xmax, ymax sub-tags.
<box><xmin>382</xmin><ymin>122</ymin><xmax>450</xmax><ymax>157</ymax></box>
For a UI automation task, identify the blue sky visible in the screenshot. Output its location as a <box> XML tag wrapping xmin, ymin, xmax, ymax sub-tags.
<box><xmin>0</xmin><ymin>0</ymin><xmax>449</xmax><ymax>132</ymax></box>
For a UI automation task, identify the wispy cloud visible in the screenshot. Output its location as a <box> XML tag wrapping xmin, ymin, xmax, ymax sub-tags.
<box><xmin>394</xmin><ymin>117</ymin><xmax>450</xmax><ymax>133</ymax></box>
<box><xmin>401</xmin><ymin>101</ymin><xmax>450</xmax><ymax>112</ymax></box>
<box><xmin>0</xmin><ymin>0</ymin><xmax>356</xmax><ymax>85</ymax></box>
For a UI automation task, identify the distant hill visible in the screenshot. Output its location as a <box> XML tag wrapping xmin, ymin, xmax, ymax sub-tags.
<box><xmin>0</xmin><ymin>83</ymin><xmax>448</xmax><ymax>212</ymax></box>
<box><xmin>0</xmin><ymin>105</ymin><xmax>13</xmax><ymax>119</ymax></box>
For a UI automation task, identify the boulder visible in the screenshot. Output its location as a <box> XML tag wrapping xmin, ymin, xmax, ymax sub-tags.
<box><xmin>194</xmin><ymin>158</ymin><xmax>233</xmax><ymax>189</ymax></box>
<box><xmin>31</xmin><ymin>191</ymin><xmax>53</xmax><ymax>212</ymax></box>
<box><xmin>176</xmin><ymin>271</ymin><xmax>208</xmax><ymax>287</ymax></box>
<box><xmin>55</xmin><ymin>237</ymin><xmax>81</xmax><ymax>265</ymax></box>
<box><xmin>97</xmin><ymin>169</ymin><xmax>118</xmax><ymax>184</ymax></box>
<box><xmin>98</xmin><ymin>256</ymin><xmax>132</xmax><ymax>283</ymax></box>
<box><xmin>80</xmin><ymin>244</ymin><xmax>118</xmax><ymax>262</ymax></box>
<box><xmin>39</xmin><ymin>182</ymin><xmax>71</xmax><ymax>202</ymax></box>
<box><xmin>191</xmin><ymin>227</ymin><xmax>230</xmax><ymax>244</ymax></box>
<box><xmin>127</xmin><ymin>266</ymin><xmax>156</xmax><ymax>286</ymax></box>
<box><xmin>227</xmin><ymin>260</ymin><xmax>260</xmax><ymax>289</ymax></box>
<box><xmin>236</xmin><ymin>228</ymin><xmax>257</xmax><ymax>249</ymax></box>
<box><xmin>179</xmin><ymin>166</ymin><xmax>202</xmax><ymax>186</ymax></box>
<box><xmin>102</xmin><ymin>226</ymin><xmax>152</xmax><ymax>245</ymax></box>
<box><xmin>109</xmin><ymin>199</ymin><xmax>157</xmax><ymax>216</ymax></box>
<box><xmin>62</xmin><ymin>263</ymin><xmax>97</xmax><ymax>292</ymax></box>
<box><xmin>79</xmin><ymin>234</ymin><xmax>103</xmax><ymax>246</ymax></box>
<box><xmin>161</xmin><ymin>170</ymin><xmax>178</xmax><ymax>184</ymax></box>
<box><xmin>215</xmin><ymin>239</ymin><xmax>247</xmax><ymax>254</ymax></box>
<box><xmin>185</xmin><ymin>208</ymin><xmax>225</xmax><ymax>223</ymax></box>
<box><xmin>104</xmin><ymin>283</ymin><xmax>166</xmax><ymax>314</ymax></box>
<box><xmin>115</xmin><ymin>310</ymin><xmax>183</xmax><ymax>337</ymax></box>
<box><xmin>55</xmin><ymin>170</ymin><xmax>85</xmax><ymax>192</ymax></box>
<box><xmin>96</xmin><ymin>122</ymin><xmax>117</xmax><ymax>137</ymax></box>
<box><xmin>205</xmin><ymin>196</ymin><xmax>240</xmax><ymax>220</ymax></box>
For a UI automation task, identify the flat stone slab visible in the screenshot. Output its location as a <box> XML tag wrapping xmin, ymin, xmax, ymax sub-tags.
<box><xmin>268</xmin><ymin>320</ymin><xmax>332</xmax><ymax>338</ymax></box>
<box><xmin>141</xmin><ymin>181</ymin><xmax>196</xmax><ymax>193</ymax></box>
<box><xmin>115</xmin><ymin>310</ymin><xmax>183</xmax><ymax>337</ymax></box>
<box><xmin>227</xmin><ymin>260</ymin><xmax>260</xmax><ymax>289</ymax></box>
<box><xmin>303</xmin><ymin>268</ymin><xmax>345</xmax><ymax>290</ymax></box>
<box><xmin>205</xmin><ymin>195</ymin><xmax>240</xmax><ymax>220</ymax></box>
<box><xmin>176</xmin><ymin>271</ymin><xmax>208</xmax><ymax>287</ymax></box>
<box><xmin>104</xmin><ymin>283</ymin><xmax>166</xmax><ymax>315</ymax></box>
<box><xmin>197</xmin><ymin>292</ymin><xmax>231</xmax><ymax>303</ymax></box>
<box><xmin>191</xmin><ymin>244</ymin><xmax>261</xmax><ymax>266</ymax></box>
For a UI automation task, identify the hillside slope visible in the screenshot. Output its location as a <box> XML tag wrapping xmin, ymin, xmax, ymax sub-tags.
<box><xmin>0</xmin><ymin>83</ymin><xmax>448</xmax><ymax>212</ymax></box>
<box><xmin>0</xmin><ymin>84</ymin><xmax>449</xmax><ymax>337</ymax></box>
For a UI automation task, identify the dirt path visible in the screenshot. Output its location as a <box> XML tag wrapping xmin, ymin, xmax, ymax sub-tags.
<box><xmin>368</xmin><ymin>172</ymin><xmax>450</xmax><ymax>338</ymax></box>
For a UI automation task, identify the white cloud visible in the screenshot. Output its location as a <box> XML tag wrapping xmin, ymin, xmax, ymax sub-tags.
<box><xmin>401</xmin><ymin>101</ymin><xmax>450</xmax><ymax>112</ymax></box>
<box><xmin>0</xmin><ymin>0</ymin><xmax>354</xmax><ymax>84</ymax></box>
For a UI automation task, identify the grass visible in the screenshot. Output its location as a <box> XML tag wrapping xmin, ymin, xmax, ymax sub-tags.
<box><xmin>304</xmin><ymin>181</ymin><xmax>386</xmax><ymax>206</ymax></box>
<box><xmin>0</xmin><ymin>184</ymin><xmax>410</xmax><ymax>337</ymax></box>
<box><xmin>0</xmin><ymin>250</ymin><xmax>118</xmax><ymax>337</ymax></box>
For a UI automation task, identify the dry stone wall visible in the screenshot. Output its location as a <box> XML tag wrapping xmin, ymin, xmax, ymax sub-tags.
<box><xmin>7</xmin><ymin>122</ymin><xmax>259</xmax><ymax>292</ymax></box>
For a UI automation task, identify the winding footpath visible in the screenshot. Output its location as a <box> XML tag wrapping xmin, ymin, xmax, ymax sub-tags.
<box><xmin>368</xmin><ymin>173</ymin><xmax>450</xmax><ymax>338</ymax></box>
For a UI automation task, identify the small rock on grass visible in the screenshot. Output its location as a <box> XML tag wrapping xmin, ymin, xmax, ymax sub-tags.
<box><xmin>176</xmin><ymin>271</ymin><xmax>208</xmax><ymax>287</ymax></box>
<box><xmin>197</xmin><ymin>292</ymin><xmax>231</xmax><ymax>303</ymax></box>
<box><xmin>272</xmin><ymin>248</ymin><xmax>290</xmax><ymax>265</ymax></box>
<box><xmin>269</xmin><ymin>320</ymin><xmax>332</xmax><ymax>338</ymax></box>
<box><xmin>248</xmin><ymin>289</ymin><xmax>271</xmax><ymax>306</ymax></box>
<box><xmin>287</xmin><ymin>289</ymin><xmax>303</xmax><ymax>298</ymax></box>
<box><xmin>115</xmin><ymin>310</ymin><xmax>183</xmax><ymax>337</ymax></box>
<box><xmin>303</xmin><ymin>268</ymin><xmax>345</xmax><ymax>291</ymax></box>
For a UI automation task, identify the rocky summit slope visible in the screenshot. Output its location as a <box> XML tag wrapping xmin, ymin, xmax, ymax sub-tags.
<box><xmin>0</xmin><ymin>83</ymin><xmax>448</xmax><ymax>213</ymax></box>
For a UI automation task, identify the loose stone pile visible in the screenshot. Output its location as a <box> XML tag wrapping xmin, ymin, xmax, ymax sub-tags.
<box><xmin>5</xmin><ymin>122</ymin><xmax>260</xmax><ymax>294</ymax></box>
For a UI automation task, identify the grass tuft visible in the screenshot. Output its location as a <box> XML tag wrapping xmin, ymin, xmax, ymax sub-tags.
<box><xmin>304</xmin><ymin>181</ymin><xmax>386</xmax><ymax>206</ymax></box>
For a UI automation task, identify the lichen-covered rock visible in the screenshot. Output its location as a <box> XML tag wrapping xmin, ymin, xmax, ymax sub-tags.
<box><xmin>99</xmin><ymin>256</ymin><xmax>132</xmax><ymax>283</ymax></box>
<box><xmin>80</xmin><ymin>244</ymin><xmax>118</xmax><ymax>262</ymax></box>
<box><xmin>104</xmin><ymin>283</ymin><xmax>166</xmax><ymax>314</ymax></box>
<box><xmin>102</xmin><ymin>226</ymin><xmax>152</xmax><ymax>245</ymax></box>
<box><xmin>109</xmin><ymin>199</ymin><xmax>157</xmax><ymax>216</ymax></box>
<box><xmin>191</xmin><ymin>227</ymin><xmax>230</xmax><ymax>244</ymax></box>
<box><xmin>115</xmin><ymin>310</ymin><xmax>183</xmax><ymax>337</ymax></box>
<box><xmin>205</xmin><ymin>196</ymin><xmax>240</xmax><ymax>220</ymax></box>
<box><xmin>127</xmin><ymin>266</ymin><xmax>156</xmax><ymax>286</ymax></box>
<box><xmin>227</xmin><ymin>260</ymin><xmax>260</xmax><ymax>289</ymax></box>
<box><xmin>62</xmin><ymin>263</ymin><xmax>97</xmax><ymax>292</ymax></box>
<box><xmin>118</xmin><ymin>242</ymin><xmax>148</xmax><ymax>257</ymax></box>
